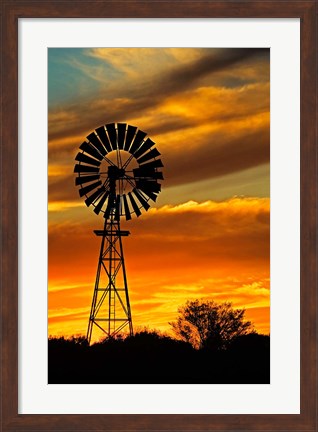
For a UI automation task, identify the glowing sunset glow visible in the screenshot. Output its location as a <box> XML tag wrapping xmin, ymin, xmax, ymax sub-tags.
<box><xmin>48</xmin><ymin>48</ymin><xmax>270</xmax><ymax>342</ymax></box>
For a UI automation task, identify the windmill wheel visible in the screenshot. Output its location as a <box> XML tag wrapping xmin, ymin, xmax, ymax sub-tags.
<box><xmin>74</xmin><ymin>123</ymin><xmax>164</xmax><ymax>220</ymax></box>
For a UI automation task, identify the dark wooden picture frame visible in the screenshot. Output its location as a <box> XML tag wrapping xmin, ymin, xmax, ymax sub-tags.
<box><xmin>1</xmin><ymin>1</ymin><xmax>317</xmax><ymax>431</ymax></box>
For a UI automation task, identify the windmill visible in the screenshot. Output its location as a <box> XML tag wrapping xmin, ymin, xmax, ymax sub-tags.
<box><xmin>74</xmin><ymin>123</ymin><xmax>163</xmax><ymax>344</ymax></box>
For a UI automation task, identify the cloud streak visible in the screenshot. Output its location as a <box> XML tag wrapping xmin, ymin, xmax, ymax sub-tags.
<box><xmin>48</xmin><ymin>48</ymin><xmax>269</xmax><ymax>142</ymax></box>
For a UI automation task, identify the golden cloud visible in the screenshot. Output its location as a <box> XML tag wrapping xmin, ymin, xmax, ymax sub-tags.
<box><xmin>49</xmin><ymin>198</ymin><xmax>270</xmax><ymax>339</ymax></box>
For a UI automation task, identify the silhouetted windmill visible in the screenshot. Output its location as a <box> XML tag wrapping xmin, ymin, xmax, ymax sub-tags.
<box><xmin>74</xmin><ymin>123</ymin><xmax>163</xmax><ymax>344</ymax></box>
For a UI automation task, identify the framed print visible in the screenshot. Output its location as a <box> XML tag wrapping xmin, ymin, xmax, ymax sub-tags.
<box><xmin>48</xmin><ymin>46</ymin><xmax>271</xmax><ymax>386</ymax></box>
<box><xmin>1</xmin><ymin>1</ymin><xmax>317</xmax><ymax>431</ymax></box>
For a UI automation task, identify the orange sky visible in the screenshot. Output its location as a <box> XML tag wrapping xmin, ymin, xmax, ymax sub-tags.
<box><xmin>48</xmin><ymin>48</ymin><xmax>270</xmax><ymax>342</ymax></box>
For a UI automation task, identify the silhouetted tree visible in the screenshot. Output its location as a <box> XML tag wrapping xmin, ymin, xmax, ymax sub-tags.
<box><xmin>170</xmin><ymin>299</ymin><xmax>254</xmax><ymax>350</ymax></box>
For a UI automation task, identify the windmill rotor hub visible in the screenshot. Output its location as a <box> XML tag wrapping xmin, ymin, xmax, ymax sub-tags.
<box><xmin>108</xmin><ymin>165</ymin><xmax>125</xmax><ymax>180</ymax></box>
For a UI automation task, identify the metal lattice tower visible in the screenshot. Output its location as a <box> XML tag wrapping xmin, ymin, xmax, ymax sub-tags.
<box><xmin>87</xmin><ymin>173</ymin><xmax>133</xmax><ymax>342</ymax></box>
<box><xmin>74</xmin><ymin>122</ymin><xmax>163</xmax><ymax>344</ymax></box>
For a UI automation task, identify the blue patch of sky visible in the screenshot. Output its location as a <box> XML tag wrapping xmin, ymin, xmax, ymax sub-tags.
<box><xmin>48</xmin><ymin>48</ymin><xmax>121</xmax><ymax>107</ymax></box>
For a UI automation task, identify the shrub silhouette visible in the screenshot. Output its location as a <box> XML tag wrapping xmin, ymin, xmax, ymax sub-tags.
<box><xmin>170</xmin><ymin>299</ymin><xmax>254</xmax><ymax>350</ymax></box>
<box><xmin>48</xmin><ymin>329</ymin><xmax>269</xmax><ymax>384</ymax></box>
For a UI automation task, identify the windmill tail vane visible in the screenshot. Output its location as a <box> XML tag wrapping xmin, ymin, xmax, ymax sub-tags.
<box><xmin>74</xmin><ymin>122</ymin><xmax>163</xmax><ymax>344</ymax></box>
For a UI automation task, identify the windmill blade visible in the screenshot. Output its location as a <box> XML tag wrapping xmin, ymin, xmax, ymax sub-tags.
<box><xmin>75</xmin><ymin>174</ymin><xmax>100</xmax><ymax>186</ymax></box>
<box><xmin>87</xmin><ymin>132</ymin><xmax>107</xmax><ymax>156</ymax></box>
<box><xmin>132</xmin><ymin>188</ymin><xmax>150</xmax><ymax>211</ymax></box>
<box><xmin>133</xmin><ymin>166</ymin><xmax>156</xmax><ymax>178</ymax></box>
<box><xmin>136</xmin><ymin>148</ymin><xmax>161</xmax><ymax>165</ymax></box>
<box><xmin>79</xmin><ymin>180</ymin><xmax>102</xmax><ymax>197</ymax></box>
<box><xmin>115</xmin><ymin>194</ymin><xmax>121</xmax><ymax>221</ymax></box>
<box><xmin>139</xmin><ymin>159</ymin><xmax>163</xmax><ymax>169</ymax></box>
<box><xmin>85</xmin><ymin>186</ymin><xmax>106</xmax><ymax>207</ymax></box>
<box><xmin>135</xmin><ymin>186</ymin><xmax>157</xmax><ymax>202</ymax></box>
<box><xmin>124</xmin><ymin>125</ymin><xmax>137</xmax><ymax>151</ymax></box>
<box><xmin>104</xmin><ymin>205</ymin><xmax>111</xmax><ymax>220</ymax></box>
<box><xmin>122</xmin><ymin>194</ymin><xmax>132</xmax><ymax>220</ymax></box>
<box><xmin>105</xmin><ymin>123</ymin><xmax>117</xmax><ymax>150</ymax></box>
<box><xmin>152</xmin><ymin>171</ymin><xmax>164</xmax><ymax>180</ymax></box>
<box><xmin>136</xmin><ymin>179</ymin><xmax>161</xmax><ymax>193</ymax></box>
<box><xmin>104</xmin><ymin>193</ymin><xmax>116</xmax><ymax>220</ymax></box>
<box><xmin>95</xmin><ymin>126</ymin><xmax>112</xmax><ymax>153</ymax></box>
<box><xmin>93</xmin><ymin>190</ymin><xmax>109</xmax><ymax>215</ymax></box>
<box><xmin>133</xmin><ymin>166</ymin><xmax>163</xmax><ymax>179</ymax></box>
<box><xmin>75</xmin><ymin>152</ymin><xmax>101</xmax><ymax>167</ymax></box>
<box><xmin>133</xmin><ymin>138</ymin><xmax>155</xmax><ymax>159</ymax></box>
<box><xmin>79</xmin><ymin>141</ymin><xmax>103</xmax><ymax>161</ymax></box>
<box><xmin>128</xmin><ymin>192</ymin><xmax>141</xmax><ymax>217</ymax></box>
<box><xmin>146</xmin><ymin>181</ymin><xmax>161</xmax><ymax>193</ymax></box>
<box><xmin>117</xmin><ymin>123</ymin><xmax>126</xmax><ymax>149</ymax></box>
<box><xmin>129</xmin><ymin>130</ymin><xmax>147</xmax><ymax>154</ymax></box>
<box><xmin>74</xmin><ymin>164</ymin><xmax>99</xmax><ymax>174</ymax></box>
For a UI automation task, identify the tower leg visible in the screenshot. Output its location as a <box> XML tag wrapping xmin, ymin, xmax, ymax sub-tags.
<box><xmin>86</xmin><ymin>216</ymin><xmax>133</xmax><ymax>345</ymax></box>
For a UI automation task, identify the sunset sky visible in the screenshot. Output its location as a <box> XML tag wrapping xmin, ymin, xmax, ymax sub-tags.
<box><xmin>48</xmin><ymin>48</ymin><xmax>270</xmax><ymax>342</ymax></box>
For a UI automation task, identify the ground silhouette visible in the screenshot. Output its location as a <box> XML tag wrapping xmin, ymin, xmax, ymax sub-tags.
<box><xmin>48</xmin><ymin>330</ymin><xmax>270</xmax><ymax>384</ymax></box>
